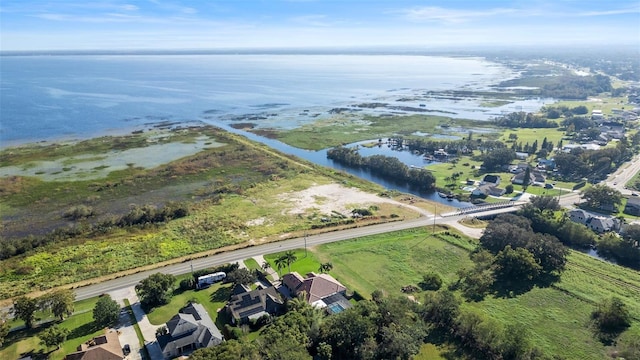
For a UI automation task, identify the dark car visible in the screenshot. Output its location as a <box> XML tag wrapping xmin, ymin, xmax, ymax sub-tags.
<box><xmin>544</xmin><ymin>183</ymin><xmax>554</xmax><ymax>189</ymax></box>
<box><xmin>123</xmin><ymin>344</ymin><xmax>131</xmax><ymax>355</ymax></box>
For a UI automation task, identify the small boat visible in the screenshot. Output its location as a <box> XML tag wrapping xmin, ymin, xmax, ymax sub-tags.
<box><xmin>438</xmin><ymin>192</ymin><xmax>447</xmax><ymax>198</ymax></box>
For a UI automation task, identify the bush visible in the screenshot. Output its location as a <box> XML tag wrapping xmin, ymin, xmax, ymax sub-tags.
<box><xmin>63</xmin><ymin>205</ymin><xmax>94</xmax><ymax>220</ymax></box>
<box><xmin>179</xmin><ymin>278</ymin><xmax>196</xmax><ymax>291</ymax></box>
<box><xmin>591</xmin><ymin>297</ymin><xmax>631</xmax><ymax>338</ymax></box>
<box><xmin>419</xmin><ymin>272</ymin><xmax>443</xmax><ymax>291</ymax></box>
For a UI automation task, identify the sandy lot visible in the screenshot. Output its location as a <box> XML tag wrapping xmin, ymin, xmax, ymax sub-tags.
<box><xmin>280</xmin><ymin>183</ymin><xmax>431</xmax><ymax>217</ymax></box>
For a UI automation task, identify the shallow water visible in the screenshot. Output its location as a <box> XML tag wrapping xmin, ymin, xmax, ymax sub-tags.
<box><xmin>1</xmin><ymin>54</ymin><xmax>546</xmax><ymax>145</ymax></box>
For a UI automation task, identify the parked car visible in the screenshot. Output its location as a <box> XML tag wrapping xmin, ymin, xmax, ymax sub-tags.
<box><xmin>544</xmin><ymin>183</ymin><xmax>554</xmax><ymax>189</ymax></box>
<box><xmin>123</xmin><ymin>344</ymin><xmax>131</xmax><ymax>355</ymax></box>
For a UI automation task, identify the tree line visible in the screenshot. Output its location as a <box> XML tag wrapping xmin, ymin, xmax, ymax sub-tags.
<box><xmin>522</xmin><ymin>193</ymin><xmax>640</xmax><ymax>268</ymax></box>
<box><xmin>6</xmin><ymin>289</ymin><xmax>122</xmax><ymax>351</ymax></box>
<box><xmin>327</xmin><ymin>147</ymin><xmax>436</xmax><ymax>191</ymax></box>
<box><xmin>492</xmin><ymin>111</ymin><xmax>558</xmax><ymax>128</ymax></box>
<box><xmin>553</xmin><ymin>139</ymin><xmax>634</xmax><ymax>181</ymax></box>
<box><xmin>0</xmin><ymin>201</ymin><xmax>190</xmax><ymax>260</ymax></box>
<box><xmin>190</xmin><ymin>290</ymin><xmax>548</xmax><ymax>360</ymax></box>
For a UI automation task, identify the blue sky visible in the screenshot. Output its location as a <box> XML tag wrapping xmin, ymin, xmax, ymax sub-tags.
<box><xmin>1</xmin><ymin>0</ymin><xmax>638</xmax><ymax>51</ymax></box>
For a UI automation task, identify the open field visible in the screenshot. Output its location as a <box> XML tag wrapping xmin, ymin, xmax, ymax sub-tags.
<box><xmin>498</xmin><ymin>127</ymin><xmax>565</xmax><ymax>148</ymax></box>
<box><xmin>0</xmin><ymin>126</ymin><xmax>435</xmax><ymax>300</ymax></box>
<box><xmin>270</xmin><ymin>114</ymin><xmax>497</xmax><ymax>150</ymax></box>
<box><xmin>555</xmin><ymin>96</ymin><xmax>631</xmax><ymax>116</ymax></box>
<box><xmin>301</xmin><ymin>227</ymin><xmax>640</xmax><ymax>359</ymax></box>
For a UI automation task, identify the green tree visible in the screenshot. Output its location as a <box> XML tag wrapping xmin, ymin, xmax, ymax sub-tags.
<box><xmin>556</xmin><ymin>221</ymin><xmax>597</xmax><ymax>248</ymax></box>
<box><xmin>93</xmin><ymin>295</ymin><xmax>120</xmax><ymax>328</ymax></box>
<box><xmin>528</xmin><ymin>195</ymin><xmax>560</xmax><ymax>211</ymax></box>
<box><xmin>482</xmin><ymin>148</ymin><xmax>515</xmax><ymax>172</ymax></box>
<box><xmin>39</xmin><ymin>325</ymin><xmax>69</xmax><ymax>350</ymax></box>
<box><xmin>421</xmin><ymin>289</ymin><xmax>460</xmax><ymax>330</ymax></box>
<box><xmin>227</xmin><ymin>268</ymin><xmax>256</xmax><ymax>286</ymax></box>
<box><xmin>0</xmin><ymin>313</ymin><xmax>9</xmax><ymax>348</ymax></box>
<box><xmin>135</xmin><ymin>273</ymin><xmax>176</xmax><ymax>308</ymax></box>
<box><xmin>591</xmin><ymin>297</ymin><xmax>631</xmax><ymax>342</ymax></box>
<box><xmin>522</xmin><ymin>166</ymin><xmax>531</xmax><ymax>190</ymax></box>
<box><xmin>42</xmin><ymin>289</ymin><xmax>75</xmax><ymax>321</ymax></box>
<box><xmin>318</xmin><ymin>262</ymin><xmax>333</xmax><ymax>273</ymax></box>
<box><xmin>277</xmin><ymin>251</ymin><xmax>298</xmax><ymax>274</ymax></box>
<box><xmin>581</xmin><ymin>185</ymin><xmax>623</xmax><ymax>210</ymax></box>
<box><xmin>13</xmin><ymin>296</ymin><xmax>39</xmax><ymax>329</ymax></box>
<box><xmin>320</xmin><ymin>302</ymin><xmax>378</xmax><ymax>360</ymax></box>
<box><xmin>494</xmin><ymin>246</ymin><xmax>542</xmax><ymax>285</ymax></box>
<box><xmin>190</xmin><ymin>339</ymin><xmax>260</xmax><ymax>360</ymax></box>
<box><xmin>622</xmin><ymin>223</ymin><xmax>640</xmax><ymax>243</ymax></box>
<box><xmin>262</xmin><ymin>261</ymin><xmax>271</xmax><ymax>271</ymax></box>
<box><xmin>419</xmin><ymin>272</ymin><xmax>443</xmax><ymax>291</ymax></box>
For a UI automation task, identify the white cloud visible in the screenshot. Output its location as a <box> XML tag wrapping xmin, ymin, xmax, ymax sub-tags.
<box><xmin>291</xmin><ymin>14</ymin><xmax>332</xmax><ymax>27</ymax></box>
<box><xmin>121</xmin><ymin>4</ymin><xmax>139</xmax><ymax>12</ymax></box>
<box><xmin>399</xmin><ymin>6</ymin><xmax>517</xmax><ymax>23</ymax></box>
<box><xmin>578</xmin><ymin>7</ymin><xmax>640</xmax><ymax>17</ymax></box>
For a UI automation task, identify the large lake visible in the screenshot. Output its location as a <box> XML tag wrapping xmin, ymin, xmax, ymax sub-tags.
<box><xmin>0</xmin><ymin>54</ymin><xmax>549</xmax><ymax>145</ymax></box>
<box><xmin>1</xmin><ymin>54</ymin><xmax>552</xmax><ymax>206</ymax></box>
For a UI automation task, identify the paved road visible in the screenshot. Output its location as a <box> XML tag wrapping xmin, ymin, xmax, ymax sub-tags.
<box><xmin>71</xmin><ymin>205</ymin><xmax>524</xmax><ymax>302</ymax></box>
<box><xmin>602</xmin><ymin>154</ymin><xmax>640</xmax><ymax>195</ymax></box>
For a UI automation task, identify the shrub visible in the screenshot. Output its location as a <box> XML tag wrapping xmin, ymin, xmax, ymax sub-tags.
<box><xmin>179</xmin><ymin>278</ymin><xmax>196</xmax><ymax>291</ymax></box>
<box><xmin>63</xmin><ymin>205</ymin><xmax>94</xmax><ymax>220</ymax></box>
<box><xmin>419</xmin><ymin>272</ymin><xmax>443</xmax><ymax>291</ymax></box>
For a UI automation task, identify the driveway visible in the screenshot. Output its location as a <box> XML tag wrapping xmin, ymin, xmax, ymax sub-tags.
<box><xmin>108</xmin><ymin>286</ymin><xmax>163</xmax><ymax>360</ymax></box>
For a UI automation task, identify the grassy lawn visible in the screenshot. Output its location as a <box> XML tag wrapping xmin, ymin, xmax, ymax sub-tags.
<box><xmin>243</xmin><ymin>258</ymin><xmax>261</xmax><ymax>272</ymax></box>
<box><xmin>315</xmin><ymin>228</ymin><xmax>474</xmax><ymax>298</ymax></box>
<box><xmin>1</xmin><ymin>298</ymin><xmax>102</xmax><ymax>360</ymax></box>
<box><xmin>146</xmin><ymin>282</ymin><xmax>232</xmax><ymax>326</ymax></box>
<box><xmin>264</xmin><ymin>249</ymin><xmax>323</xmax><ymax>277</ymax></box>
<box><xmin>554</xmin><ymin>96</ymin><xmax>630</xmax><ymax>116</ymax></box>
<box><xmin>303</xmin><ymin>227</ymin><xmax>640</xmax><ymax>360</ymax></box>
<box><xmin>498</xmin><ymin>127</ymin><xmax>565</xmax><ymax>148</ymax></box>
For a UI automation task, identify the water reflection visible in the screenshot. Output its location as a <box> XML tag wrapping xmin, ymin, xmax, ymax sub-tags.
<box><xmin>205</xmin><ymin>120</ymin><xmax>472</xmax><ymax>207</ymax></box>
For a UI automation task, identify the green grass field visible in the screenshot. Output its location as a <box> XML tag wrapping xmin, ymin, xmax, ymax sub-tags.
<box><xmin>146</xmin><ymin>282</ymin><xmax>232</xmax><ymax>326</ymax></box>
<box><xmin>1</xmin><ymin>298</ymin><xmax>101</xmax><ymax>360</ymax></box>
<box><xmin>299</xmin><ymin>227</ymin><xmax>640</xmax><ymax>360</ymax></box>
<box><xmin>498</xmin><ymin>127</ymin><xmax>565</xmax><ymax>149</ymax></box>
<box><xmin>264</xmin><ymin>249</ymin><xmax>323</xmax><ymax>277</ymax></box>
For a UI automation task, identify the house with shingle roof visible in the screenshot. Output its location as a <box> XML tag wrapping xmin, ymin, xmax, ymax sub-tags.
<box><xmin>226</xmin><ymin>284</ymin><xmax>284</xmax><ymax>324</ymax></box>
<box><xmin>65</xmin><ymin>330</ymin><xmax>123</xmax><ymax>360</ymax></box>
<box><xmin>281</xmin><ymin>272</ymin><xmax>352</xmax><ymax>314</ymax></box>
<box><xmin>157</xmin><ymin>303</ymin><xmax>223</xmax><ymax>359</ymax></box>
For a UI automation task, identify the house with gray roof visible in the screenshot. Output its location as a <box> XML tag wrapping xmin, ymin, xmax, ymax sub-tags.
<box><xmin>226</xmin><ymin>284</ymin><xmax>284</xmax><ymax>324</ymax></box>
<box><xmin>568</xmin><ymin>208</ymin><xmax>621</xmax><ymax>234</ymax></box>
<box><xmin>157</xmin><ymin>303</ymin><xmax>223</xmax><ymax>359</ymax></box>
<box><xmin>624</xmin><ymin>196</ymin><xmax>640</xmax><ymax>216</ymax></box>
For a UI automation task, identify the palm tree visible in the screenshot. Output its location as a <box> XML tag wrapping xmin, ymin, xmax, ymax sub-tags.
<box><xmin>282</xmin><ymin>251</ymin><xmax>297</xmax><ymax>273</ymax></box>
<box><xmin>274</xmin><ymin>256</ymin><xmax>287</xmax><ymax>275</ymax></box>
<box><xmin>318</xmin><ymin>262</ymin><xmax>333</xmax><ymax>273</ymax></box>
<box><xmin>262</xmin><ymin>261</ymin><xmax>271</xmax><ymax>272</ymax></box>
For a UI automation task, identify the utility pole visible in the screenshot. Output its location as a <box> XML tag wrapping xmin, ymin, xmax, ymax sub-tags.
<box><xmin>433</xmin><ymin>204</ymin><xmax>437</xmax><ymax>235</ymax></box>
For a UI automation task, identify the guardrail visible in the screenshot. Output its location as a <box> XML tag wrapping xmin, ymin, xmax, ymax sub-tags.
<box><xmin>442</xmin><ymin>201</ymin><xmax>518</xmax><ymax>217</ymax></box>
